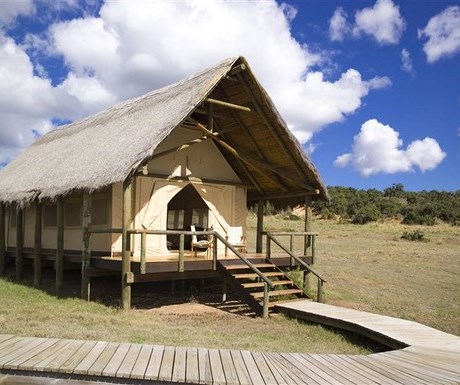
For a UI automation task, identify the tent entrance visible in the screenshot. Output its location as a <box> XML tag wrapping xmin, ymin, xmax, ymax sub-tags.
<box><xmin>167</xmin><ymin>184</ymin><xmax>209</xmax><ymax>250</ymax></box>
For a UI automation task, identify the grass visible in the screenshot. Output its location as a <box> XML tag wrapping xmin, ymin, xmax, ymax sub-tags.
<box><xmin>1</xmin><ymin>214</ymin><xmax>458</xmax><ymax>354</ymax></box>
<box><xmin>247</xmin><ymin>214</ymin><xmax>460</xmax><ymax>336</ymax></box>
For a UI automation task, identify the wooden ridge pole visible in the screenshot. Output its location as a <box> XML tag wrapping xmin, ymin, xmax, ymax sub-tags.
<box><xmin>15</xmin><ymin>206</ymin><xmax>23</xmax><ymax>280</ymax></box>
<box><xmin>121</xmin><ymin>177</ymin><xmax>133</xmax><ymax>310</ymax></box>
<box><xmin>0</xmin><ymin>202</ymin><xmax>5</xmax><ymax>275</ymax></box>
<box><xmin>33</xmin><ymin>200</ymin><xmax>42</xmax><ymax>287</ymax></box>
<box><xmin>56</xmin><ymin>198</ymin><xmax>64</xmax><ymax>295</ymax></box>
<box><xmin>81</xmin><ymin>192</ymin><xmax>91</xmax><ymax>301</ymax></box>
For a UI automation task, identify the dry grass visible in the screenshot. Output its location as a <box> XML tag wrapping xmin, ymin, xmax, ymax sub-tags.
<box><xmin>247</xmin><ymin>214</ymin><xmax>460</xmax><ymax>336</ymax></box>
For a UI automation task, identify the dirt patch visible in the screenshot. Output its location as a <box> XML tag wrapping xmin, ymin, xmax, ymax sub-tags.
<box><xmin>146</xmin><ymin>302</ymin><xmax>225</xmax><ymax>316</ymax></box>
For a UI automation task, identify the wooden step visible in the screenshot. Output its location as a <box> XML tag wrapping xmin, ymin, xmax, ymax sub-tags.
<box><xmin>268</xmin><ymin>298</ymin><xmax>310</xmax><ymax>308</ymax></box>
<box><xmin>233</xmin><ymin>271</ymin><xmax>285</xmax><ymax>279</ymax></box>
<box><xmin>242</xmin><ymin>280</ymin><xmax>293</xmax><ymax>289</ymax></box>
<box><xmin>251</xmin><ymin>289</ymin><xmax>303</xmax><ymax>299</ymax></box>
<box><xmin>224</xmin><ymin>263</ymin><xmax>275</xmax><ymax>270</ymax></box>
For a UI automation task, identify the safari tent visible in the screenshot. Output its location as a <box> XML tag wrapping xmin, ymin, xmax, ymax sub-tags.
<box><xmin>0</xmin><ymin>57</ymin><xmax>328</xmax><ymax>313</ymax></box>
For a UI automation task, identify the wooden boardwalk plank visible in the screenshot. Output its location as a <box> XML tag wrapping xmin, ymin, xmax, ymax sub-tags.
<box><xmin>172</xmin><ymin>346</ymin><xmax>187</xmax><ymax>384</ymax></box>
<box><xmin>230</xmin><ymin>349</ymin><xmax>252</xmax><ymax>385</ymax></box>
<box><xmin>20</xmin><ymin>339</ymin><xmax>73</xmax><ymax>371</ymax></box>
<box><xmin>116</xmin><ymin>343</ymin><xmax>142</xmax><ymax>378</ymax></box>
<box><xmin>101</xmin><ymin>342</ymin><xmax>130</xmax><ymax>377</ymax></box>
<box><xmin>158</xmin><ymin>345</ymin><xmax>175</xmax><ymax>382</ymax></box>
<box><xmin>3</xmin><ymin>338</ymin><xmax>59</xmax><ymax>370</ymax></box>
<box><xmin>185</xmin><ymin>347</ymin><xmax>199</xmax><ymax>384</ymax></box>
<box><xmin>209</xmin><ymin>348</ymin><xmax>226</xmax><ymax>385</ymax></box>
<box><xmin>73</xmin><ymin>340</ymin><xmax>108</xmax><ymax>375</ymax></box>
<box><xmin>60</xmin><ymin>340</ymin><xmax>97</xmax><ymax>374</ymax></box>
<box><xmin>219</xmin><ymin>349</ymin><xmax>239</xmax><ymax>385</ymax></box>
<box><xmin>0</xmin><ymin>337</ymin><xmax>45</xmax><ymax>366</ymax></box>
<box><xmin>46</xmin><ymin>339</ymin><xmax>86</xmax><ymax>373</ymax></box>
<box><xmin>288</xmin><ymin>353</ymin><xmax>344</xmax><ymax>384</ymax></box>
<box><xmin>241</xmin><ymin>350</ymin><xmax>265</xmax><ymax>385</ymax></box>
<box><xmin>130</xmin><ymin>344</ymin><xmax>153</xmax><ymax>380</ymax></box>
<box><xmin>144</xmin><ymin>344</ymin><xmax>164</xmax><ymax>381</ymax></box>
<box><xmin>262</xmin><ymin>353</ymin><xmax>297</xmax><ymax>385</ymax></box>
<box><xmin>0</xmin><ymin>337</ymin><xmax>31</xmax><ymax>360</ymax></box>
<box><xmin>252</xmin><ymin>351</ymin><xmax>277</xmax><ymax>385</ymax></box>
<box><xmin>87</xmin><ymin>342</ymin><xmax>119</xmax><ymax>376</ymax></box>
<box><xmin>198</xmin><ymin>347</ymin><xmax>212</xmax><ymax>385</ymax></box>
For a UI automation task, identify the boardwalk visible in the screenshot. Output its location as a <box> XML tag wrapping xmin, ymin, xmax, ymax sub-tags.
<box><xmin>0</xmin><ymin>301</ymin><xmax>459</xmax><ymax>384</ymax></box>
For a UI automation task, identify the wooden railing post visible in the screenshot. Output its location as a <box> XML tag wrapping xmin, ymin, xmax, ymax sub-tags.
<box><xmin>178</xmin><ymin>233</ymin><xmax>184</xmax><ymax>272</ymax></box>
<box><xmin>212</xmin><ymin>234</ymin><xmax>218</xmax><ymax>270</ymax></box>
<box><xmin>311</xmin><ymin>234</ymin><xmax>316</xmax><ymax>264</ymax></box>
<box><xmin>140</xmin><ymin>232</ymin><xmax>147</xmax><ymax>274</ymax></box>
<box><xmin>0</xmin><ymin>202</ymin><xmax>5</xmax><ymax>276</ymax></box>
<box><xmin>121</xmin><ymin>178</ymin><xmax>132</xmax><ymax>310</ymax></box>
<box><xmin>256</xmin><ymin>199</ymin><xmax>264</xmax><ymax>254</ymax></box>
<box><xmin>266</xmin><ymin>234</ymin><xmax>271</xmax><ymax>260</ymax></box>
<box><xmin>33</xmin><ymin>200</ymin><xmax>42</xmax><ymax>287</ymax></box>
<box><xmin>317</xmin><ymin>279</ymin><xmax>324</xmax><ymax>303</ymax></box>
<box><xmin>81</xmin><ymin>192</ymin><xmax>91</xmax><ymax>301</ymax></box>
<box><xmin>56</xmin><ymin>198</ymin><xmax>64</xmax><ymax>296</ymax></box>
<box><xmin>16</xmin><ymin>205</ymin><xmax>24</xmax><ymax>280</ymax></box>
<box><xmin>262</xmin><ymin>282</ymin><xmax>269</xmax><ymax>318</ymax></box>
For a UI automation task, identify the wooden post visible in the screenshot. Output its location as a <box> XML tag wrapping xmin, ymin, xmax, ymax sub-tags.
<box><xmin>178</xmin><ymin>233</ymin><xmax>184</xmax><ymax>273</ymax></box>
<box><xmin>15</xmin><ymin>205</ymin><xmax>24</xmax><ymax>280</ymax></box>
<box><xmin>56</xmin><ymin>198</ymin><xmax>64</xmax><ymax>295</ymax></box>
<box><xmin>311</xmin><ymin>234</ymin><xmax>316</xmax><ymax>265</ymax></box>
<box><xmin>304</xmin><ymin>196</ymin><xmax>313</xmax><ymax>257</ymax></box>
<box><xmin>222</xmin><ymin>279</ymin><xmax>227</xmax><ymax>302</ymax></box>
<box><xmin>81</xmin><ymin>192</ymin><xmax>91</xmax><ymax>301</ymax></box>
<box><xmin>256</xmin><ymin>200</ymin><xmax>264</xmax><ymax>254</ymax></box>
<box><xmin>140</xmin><ymin>232</ymin><xmax>146</xmax><ymax>274</ymax></box>
<box><xmin>121</xmin><ymin>177</ymin><xmax>132</xmax><ymax>310</ymax></box>
<box><xmin>303</xmin><ymin>270</ymin><xmax>310</xmax><ymax>296</ymax></box>
<box><xmin>262</xmin><ymin>282</ymin><xmax>269</xmax><ymax>318</ymax></box>
<box><xmin>266</xmin><ymin>233</ymin><xmax>271</xmax><ymax>260</ymax></box>
<box><xmin>317</xmin><ymin>279</ymin><xmax>324</xmax><ymax>303</ymax></box>
<box><xmin>212</xmin><ymin>235</ymin><xmax>218</xmax><ymax>270</ymax></box>
<box><xmin>0</xmin><ymin>202</ymin><xmax>5</xmax><ymax>276</ymax></box>
<box><xmin>33</xmin><ymin>201</ymin><xmax>42</xmax><ymax>287</ymax></box>
<box><xmin>289</xmin><ymin>234</ymin><xmax>294</xmax><ymax>268</ymax></box>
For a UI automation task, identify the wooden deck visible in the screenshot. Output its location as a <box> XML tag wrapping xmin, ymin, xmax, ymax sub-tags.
<box><xmin>1</xmin><ymin>301</ymin><xmax>459</xmax><ymax>384</ymax></box>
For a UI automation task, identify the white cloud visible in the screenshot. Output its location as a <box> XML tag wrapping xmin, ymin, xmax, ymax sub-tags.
<box><xmin>329</xmin><ymin>0</ymin><xmax>405</xmax><ymax>45</ymax></box>
<box><xmin>0</xmin><ymin>0</ymin><xmax>35</xmax><ymax>27</ymax></box>
<box><xmin>329</xmin><ymin>7</ymin><xmax>350</xmax><ymax>42</ymax></box>
<box><xmin>418</xmin><ymin>6</ymin><xmax>460</xmax><ymax>63</ymax></box>
<box><xmin>0</xmin><ymin>0</ymin><xmax>393</xmax><ymax>165</ymax></box>
<box><xmin>401</xmin><ymin>48</ymin><xmax>414</xmax><ymax>74</ymax></box>
<box><xmin>334</xmin><ymin>119</ymin><xmax>446</xmax><ymax>176</ymax></box>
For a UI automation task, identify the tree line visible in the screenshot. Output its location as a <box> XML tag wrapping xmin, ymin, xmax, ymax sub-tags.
<box><xmin>311</xmin><ymin>184</ymin><xmax>460</xmax><ymax>225</ymax></box>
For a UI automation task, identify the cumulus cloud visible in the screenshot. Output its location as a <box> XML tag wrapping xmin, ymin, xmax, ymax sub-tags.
<box><xmin>0</xmin><ymin>0</ymin><xmax>35</xmax><ymax>27</ymax></box>
<box><xmin>418</xmin><ymin>6</ymin><xmax>460</xmax><ymax>63</ymax></box>
<box><xmin>329</xmin><ymin>0</ymin><xmax>405</xmax><ymax>45</ymax></box>
<box><xmin>334</xmin><ymin>119</ymin><xmax>446</xmax><ymax>176</ymax></box>
<box><xmin>0</xmin><ymin>0</ymin><xmax>393</xmax><ymax>165</ymax></box>
<box><xmin>401</xmin><ymin>48</ymin><xmax>414</xmax><ymax>74</ymax></box>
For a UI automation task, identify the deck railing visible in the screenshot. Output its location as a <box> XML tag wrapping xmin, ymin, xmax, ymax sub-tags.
<box><xmin>264</xmin><ymin>231</ymin><xmax>326</xmax><ymax>303</ymax></box>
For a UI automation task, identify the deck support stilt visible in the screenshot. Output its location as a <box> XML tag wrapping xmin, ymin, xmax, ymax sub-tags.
<box><xmin>56</xmin><ymin>198</ymin><xmax>64</xmax><ymax>295</ymax></box>
<box><xmin>121</xmin><ymin>177</ymin><xmax>132</xmax><ymax>310</ymax></box>
<box><xmin>33</xmin><ymin>201</ymin><xmax>42</xmax><ymax>287</ymax></box>
<box><xmin>222</xmin><ymin>278</ymin><xmax>227</xmax><ymax>302</ymax></box>
<box><xmin>81</xmin><ymin>192</ymin><xmax>91</xmax><ymax>301</ymax></box>
<box><xmin>15</xmin><ymin>206</ymin><xmax>23</xmax><ymax>280</ymax></box>
<box><xmin>256</xmin><ymin>199</ymin><xmax>264</xmax><ymax>254</ymax></box>
<box><xmin>0</xmin><ymin>202</ymin><xmax>5</xmax><ymax>276</ymax></box>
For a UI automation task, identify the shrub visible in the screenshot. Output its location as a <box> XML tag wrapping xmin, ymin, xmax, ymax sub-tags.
<box><xmin>401</xmin><ymin>229</ymin><xmax>427</xmax><ymax>242</ymax></box>
<box><xmin>351</xmin><ymin>205</ymin><xmax>381</xmax><ymax>224</ymax></box>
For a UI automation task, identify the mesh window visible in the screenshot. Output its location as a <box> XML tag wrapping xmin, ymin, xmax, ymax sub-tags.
<box><xmin>65</xmin><ymin>201</ymin><xmax>82</xmax><ymax>227</ymax></box>
<box><xmin>43</xmin><ymin>204</ymin><xmax>57</xmax><ymax>227</ymax></box>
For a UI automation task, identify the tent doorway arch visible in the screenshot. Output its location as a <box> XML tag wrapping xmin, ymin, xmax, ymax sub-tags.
<box><xmin>167</xmin><ymin>183</ymin><xmax>209</xmax><ymax>250</ymax></box>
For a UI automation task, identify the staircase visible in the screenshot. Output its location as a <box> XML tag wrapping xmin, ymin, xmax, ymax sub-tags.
<box><xmin>217</xmin><ymin>259</ymin><xmax>310</xmax><ymax>315</ymax></box>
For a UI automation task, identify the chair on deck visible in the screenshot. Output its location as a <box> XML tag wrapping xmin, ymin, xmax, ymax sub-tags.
<box><xmin>191</xmin><ymin>225</ymin><xmax>211</xmax><ymax>257</ymax></box>
<box><xmin>225</xmin><ymin>226</ymin><xmax>247</xmax><ymax>256</ymax></box>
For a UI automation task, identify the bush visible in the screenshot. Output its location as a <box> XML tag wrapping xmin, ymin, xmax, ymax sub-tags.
<box><xmin>401</xmin><ymin>229</ymin><xmax>427</xmax><ymax>242</ymax></box>
<box><xmin>351</xmin><ymin>205</ymin><xmax>381</xmax><ymax>224</ymax></box>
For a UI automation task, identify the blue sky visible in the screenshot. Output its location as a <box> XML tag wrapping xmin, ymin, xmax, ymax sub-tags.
<box><xmin>0</xmin><ymin>0</ymin><xmax>459</xmax><ymax>192</ymax></box>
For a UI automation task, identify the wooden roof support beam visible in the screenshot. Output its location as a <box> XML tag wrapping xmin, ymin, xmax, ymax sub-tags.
<box><xmin>205</xmin><ymin>98</ymin><xmax>251</xmax><ymax>112</ymax></box>
<box><xmin>229</xmin><ymin>63</ymin><xmax>246</xmax><ymax>76</ymax></box>
<box><xmin>140</xmin><ymin>172</ymin><xmax>252</xmax><ymax>189</ymax></box>
<box><xmin>236</xmin><ymin>72</ymin><xmax>306</xmax><ymax>179</ymax></box>
<box><xmin>248</xmin><ymin>190</ymin><xmax>320</xmax><ymax>202</ymax></box>
<box><xmin>192</xmin><ymin>120</ymin><xmax>318</xmax><ymax>193</ymax></box>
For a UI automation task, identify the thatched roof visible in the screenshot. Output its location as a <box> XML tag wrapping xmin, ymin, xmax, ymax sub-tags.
<box><xmin>0</xmin><ymin>56</ymin><xmax>328</xmax><ymax>205</ymax></box>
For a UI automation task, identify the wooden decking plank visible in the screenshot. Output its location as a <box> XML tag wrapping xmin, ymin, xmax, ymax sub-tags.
<box><xmin>87</xmin><ymin>342</ymin><xmax>119</xmax><ymax>376</ymax></box>
<box><xmin>321</xmin><ymin>354</ymin><xmax>377</xmax><ymax>384</ymax></box>
<box><xmin>101</xmin><ymin>342</ymin><xmax>131</xmax><ymax>377</ymax></box>
<box><xmin>230</xmin><ymin>349</ymin><xmax>252</xmax><ymax>385</ymax></box>
<box><xmin>73</xmin><ymin>340</ymin><xmax>108</xmax><ymax>375</ymax></box>
<box><xmin>144</xmin><ymin>344</ymin><xmax>164</xmax><ymax>381</ymax></box>
<box><xmin>60</xmin><ymin>340</ymin><xmax>97</xmax><ymax>374</ymax></box>
<box><xmin>185</xmin><ymin>347</ymin><xmax>200</xmax><ymax>384</ymax></box>
<box><xmin>209</xmin><ymin>348</ymin><xmax>226</xmax><ymax>385</ymax></box>
<box><xmin>0</xmin><ymin>337</ymin><xmax>30</xmax><ymax>360</ymax></box>
<box><xmin>280</xmin><ymin>353</ymin><xmax>328</xmax><ymax>384</ymax></box>
<box><xmin>0</xmin><ymin>337</ymin><xmax>45</xmax><ymax>366</ymax></box>
<box><xmin>266</xmin><ymin>352</ymin><xmax>314</xmax><ymax>385</ymax></box>
<box><xmin>198</xmin><ymin>347</ymin><xmax>212</xmax><ymax>385</ymax></box>
<box><xmin>116</xmin><ymin>343</ymin><xmax>142</xmax><ymax>378</ymax></box>
<box><xmin>299</xmin><ymin>354</ymin><xmax>356</xmax><ymax>384</ymax></box>
<box><xmin>0</xmin><ymin>336</ymin><xmax>21</xmax><ymax>352</ymax></box>
<box><xmin>3</xmin><ymin>338</ymin><xmax>59</xmax><ymax>370</ymax></box>
<box><xmin>261</xmin><ymin>353</ymin><xmax>295</xmax><ymax>385</ymax></box>
<box><xmin>130</xmin><ymin>344</ymin><xmax>153</xmax><ymax>380</ymax></box>
<box><xmin>20</xmin><ymin>339</ymin><xmax>74</xmax><ymax>371</ymax></box>
<box><xmin>45</xmin><ymin>339</ymin><xmax>86</xmax><ymax>372</ymax></box>
<box><xmin>172</xmin><ymin>346</ymin><xmax>187</xmax><ymax>383</ymax></box>
<box><xmin>158</xmin><ymin>345</ymin><xmax>175</xmax><ymax>382</ymax></box>
<box><xmin>219</xmin><ymin>349</ymin><xmax>240</xmax><ymax>385</ymax></box>
<box><xmin>0</xmin><ymin>335</ymin><xmax>15</xmax><ymax>346</ymax></box>
<box><xmin>289</xmin><ymin>353</ymin><xmax>345</xmax><ymax>384</ymax></box>
<box><xmin>252</xmin><ymin>351</ymin><xmax>277</xmax><ymax>385</ymax></box>
<box><xmin>241</xmin><ymin>350</ymin><xmax>265</xmax><ymax>385</ymax></box>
